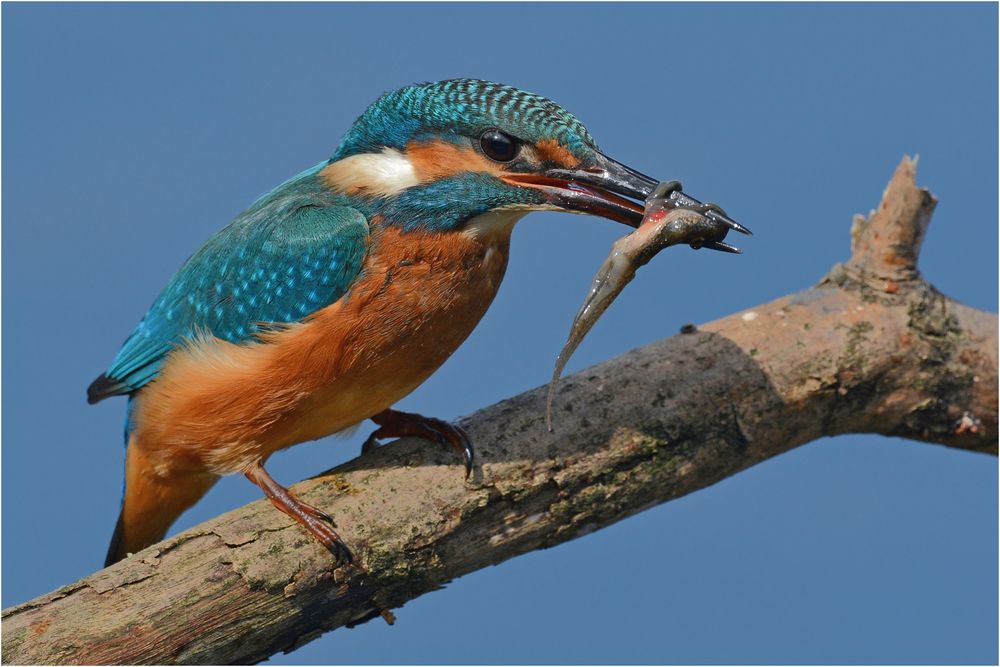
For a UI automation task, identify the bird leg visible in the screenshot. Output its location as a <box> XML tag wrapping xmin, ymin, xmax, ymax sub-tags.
<box><xmin>244</xmin><ymin>461</ymin><xmax>354</xmax><ymax>564</ymax></box>
<box><xmin>362</xmin><ymin>408</ymin><xmax>474</xmax><ymax>478</ymax></box>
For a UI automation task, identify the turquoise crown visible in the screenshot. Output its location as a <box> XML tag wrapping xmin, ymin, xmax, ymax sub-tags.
<box><xmin>333</xmin><ymin>79</ymin><xmax>597</xmax><ymax>160</ymax></box>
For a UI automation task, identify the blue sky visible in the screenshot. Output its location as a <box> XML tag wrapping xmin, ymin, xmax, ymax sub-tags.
<box><xmin>2</xmin><ymin>2</ymin><xmax>996</xmax><ymax>664</ymax></box>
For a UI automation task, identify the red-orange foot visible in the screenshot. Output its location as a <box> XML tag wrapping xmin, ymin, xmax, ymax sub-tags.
<box><xmin>245</xmin><ymin>461</ymin><xmax>354</xmax><ymax>564</ymax></box>
<box><xmin>362</xmin><ymin>408</ymin><xmax>474</xmax><ymax>478</ymax></box>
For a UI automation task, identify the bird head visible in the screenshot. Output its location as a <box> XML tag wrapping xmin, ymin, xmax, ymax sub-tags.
<box><xmin>320</xmin><ymin>79</ymin><xmax>705</xmax><ymax>234</ymax></box>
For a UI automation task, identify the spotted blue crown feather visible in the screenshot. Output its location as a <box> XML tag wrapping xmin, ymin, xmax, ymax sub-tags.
<box><xmin>334</xmin><ymin>79</ymin><xmax>598</xmax><ymax>160</ymax></box>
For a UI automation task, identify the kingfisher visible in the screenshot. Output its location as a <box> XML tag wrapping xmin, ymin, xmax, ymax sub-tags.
<box><xmin>88</xmin><ymin>79</ymin><xmax>746</xmax><ymax>567</ymax></box>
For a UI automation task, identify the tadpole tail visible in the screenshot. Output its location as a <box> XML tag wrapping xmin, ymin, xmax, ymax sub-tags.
<box><xmin>546</xmin><ymin>249</ymin><xmax>638</xmax><ymax>431</ymax></box>
<box><xmin>545</xmin><ymin>203</ymin><xmax>745</xmax><ymax>431</ymax></box>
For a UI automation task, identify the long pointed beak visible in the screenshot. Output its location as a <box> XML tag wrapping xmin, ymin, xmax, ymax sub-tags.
<box><xmin>502</xmin><ymin>151</ymin><xmax>752</xmax><ymax>236</ymax></box>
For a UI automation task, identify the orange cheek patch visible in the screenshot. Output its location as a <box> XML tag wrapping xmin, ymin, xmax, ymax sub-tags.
<box><xmin>406</xmin><ymin>140</ymin><xmax>504</xmax><ymax>182</ymax></box>
<box><xmin>535</xmin><ymin>138</ymin><xmax>581</xmax><ymax>168</ymax></box>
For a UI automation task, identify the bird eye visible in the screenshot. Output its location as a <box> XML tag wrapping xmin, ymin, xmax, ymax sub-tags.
<box><xmin>479</xmin><ymin>129</ymin><xmax>519</xmax><ymax>162</ymax></box>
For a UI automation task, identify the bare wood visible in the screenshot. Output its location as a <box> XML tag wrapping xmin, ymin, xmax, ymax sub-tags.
<box><xmin>3</xmin><ymin>157</ymin><xmax>996</xmax><ymax>665</ymax></box>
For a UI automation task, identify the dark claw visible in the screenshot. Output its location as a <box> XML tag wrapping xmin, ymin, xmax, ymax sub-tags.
<box><xmin>312</xmin><ymin>516</ymin><xmax>353</xmax><ymax>563</ymax></box>
<box><xmin>694</xmin><ymin>240</ymin><xmax>743</xmax><ymax>254</ymax></box>
<box><xmin>293</xmin><ymin>498</ymin><xmax>340</xmax><ymax>529</ymax></box>
<box><xmin>314</xmin><ymin>508</ymin><xmax>336</xmax><ymax>526</ymax></box>
<box><xmin>434</xmin><ymin>421</ymin><xmax>473</xmax><ymax>478</ymax></box>
<box><xmin>454</xmin><ymin>425</ymin><xmax>474</xmax><ymax>479</ymax></box>
<box><xmin>360</xmin><ymin>434</ymin><xmax>378</xmax><ymax>455</ymax></box>
<box><xmin>328</xmin><ymin>537</ymin><xmax>355</xmax><ymax>564</ymax></box>
<box><xmin>400</xmin><ymin>422</ymin><xmax>472</xmax><ymax>477</ymax></box>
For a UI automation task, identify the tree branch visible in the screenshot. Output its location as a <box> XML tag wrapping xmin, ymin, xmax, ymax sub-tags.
<box><xmin>3</xmin><ymin>157</ymin><xmax>996</xmax><ymax>665</ymax></box>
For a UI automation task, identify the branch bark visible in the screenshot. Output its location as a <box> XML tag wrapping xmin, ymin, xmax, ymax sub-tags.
<box><xmin>3</xmin><ymin>157</ymin><xmax>996</xmax><ymax>665</ymax></box>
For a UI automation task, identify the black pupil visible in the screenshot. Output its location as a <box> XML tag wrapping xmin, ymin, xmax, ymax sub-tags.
<box><xmin>480</xmin><ymin>130</ymin><xmax>517</xmax><ymax>162</ymax></box>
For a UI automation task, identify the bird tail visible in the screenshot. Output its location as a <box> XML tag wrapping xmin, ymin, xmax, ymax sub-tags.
<box><xmin>105</xmin><ymin>436</ymin><xmax>218</xmax><ymax>567</ymax></box>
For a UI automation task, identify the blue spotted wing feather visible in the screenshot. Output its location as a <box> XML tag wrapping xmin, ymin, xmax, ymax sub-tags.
<box><xmin>88</xmin><ymin>202</ymin><xmax>369</xmax><ymax>403</ymax></box>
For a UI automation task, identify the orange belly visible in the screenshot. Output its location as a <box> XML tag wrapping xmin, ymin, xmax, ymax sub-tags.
<box><xmin>129</xmin><ymin>220</ymin><xmax>512</xmax><ymax>476</ymax></box>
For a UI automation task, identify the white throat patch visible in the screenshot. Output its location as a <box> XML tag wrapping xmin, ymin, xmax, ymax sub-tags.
<box><xmin>463</xmin><ymin>204</ymin><xmax>560</xmax><ymax>241</ymax></box>
<box><xmin>321</xmin><ymin>148</ymin><xmax>419</xmax><ymax>197</ymax></box>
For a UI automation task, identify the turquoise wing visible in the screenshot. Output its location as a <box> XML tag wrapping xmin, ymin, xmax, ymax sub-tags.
<box><xmin>88</xmin><ymin>203</ymin><xmax>370</xmax><ymax>403</ymax></box>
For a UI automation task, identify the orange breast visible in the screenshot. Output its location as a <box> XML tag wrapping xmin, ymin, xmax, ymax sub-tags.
<box><xmin>130</xmin><ymin>221</ymin><xmax>512</xmax><ymax>476</ymax></box>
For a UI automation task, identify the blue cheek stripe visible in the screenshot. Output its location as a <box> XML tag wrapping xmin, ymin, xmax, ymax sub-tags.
<box><xmin>343</xmin><ymin>172</ymin><xmax>545</xmax><ymax>234</ymax></box>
